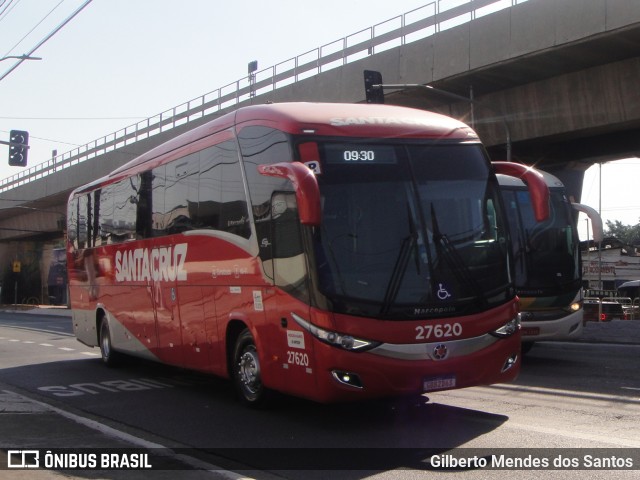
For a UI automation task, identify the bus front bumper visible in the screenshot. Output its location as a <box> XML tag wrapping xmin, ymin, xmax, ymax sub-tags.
<box><xmin>308</xmin><ymin>331</ymin><xmax>521</xmax><ymax>403</ymax></box>
<box><xmin>520</xmin><ymin>309</ymin><xmax>583</xmax><ymax>342</ymax></box>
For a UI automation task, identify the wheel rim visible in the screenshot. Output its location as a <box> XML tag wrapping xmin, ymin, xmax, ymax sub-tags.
<box><xmin>237</xmin><ymin>345</ymin><xmax>261</xmax><ymax>396</ymax></box>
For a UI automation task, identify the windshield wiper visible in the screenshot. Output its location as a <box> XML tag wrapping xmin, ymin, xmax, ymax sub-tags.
<box><xmin>379</xmin><ymin>204</ymin><xmax>419</xmax><ymax>316</ymax></box>
<box><xmin>431</xmin><ymin>204</ymin><xmax>488</xmax><ymax>307</ymax></box>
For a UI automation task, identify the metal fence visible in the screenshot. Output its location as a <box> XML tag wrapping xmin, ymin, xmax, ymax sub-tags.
<box><xmin>0</xmin><ymin>0</ymin><xmax>527</xmax><ymax>194</ymax></box>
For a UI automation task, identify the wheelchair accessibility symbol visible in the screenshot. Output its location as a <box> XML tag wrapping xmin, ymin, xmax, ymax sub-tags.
<box><xmin>436</xmin><ymin>283</ymin><xmax>452</xmax><ymax>300</ymax></box>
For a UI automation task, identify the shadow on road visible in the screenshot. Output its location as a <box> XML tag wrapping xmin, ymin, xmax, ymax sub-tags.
<box><xmin>0</xmin><ymin>356</ymin><xmax>510</xmax><ymax>475</ymax></box>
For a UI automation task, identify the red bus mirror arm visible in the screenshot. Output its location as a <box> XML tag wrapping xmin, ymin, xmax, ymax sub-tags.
<box><xmin>257</xmin><ymin>162</ymin><xmax>322</xmax><ymax>226</ymax></box>
<box><xmin>492</xmin><ymin>161</ymin><xmax>550</xmax><ymax>222</ymax></box>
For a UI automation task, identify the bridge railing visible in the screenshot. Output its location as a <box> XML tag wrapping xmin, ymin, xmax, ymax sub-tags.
<box><xmin>0</xmin><ymin>0</ymin><xmax>527</xmax><ymax>194</ymax></box>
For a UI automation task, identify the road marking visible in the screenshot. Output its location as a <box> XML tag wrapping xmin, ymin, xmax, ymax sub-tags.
<box><xmin>9</xmin><ymin>339</ymin><xmax>20</xmax><ymax>342</ymax></box>
<box><xmin>81</xmin><ymin>352</ymin><xmax>100</xmax><ymax>357</ymax></box>
<box><xmin>2</xmin><ymin>389</ymin><xmax>257</xmax><ymax>479</ymax></box>
<box><xmin>39</xmin><ymin>343</ymin><xmax>54</xmax><ymax>347</ymax></box>
<box><xmin>23</xmin><ymin>341</ymin><xmax>35</xmax><ymax>344</ymax></box>
<box><xmin>58</xmin><ymin>347</ymin><xmax>75</xmax><ymax>352</ymax></box>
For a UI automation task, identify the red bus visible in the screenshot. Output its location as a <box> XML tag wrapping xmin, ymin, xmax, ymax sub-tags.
<box><xmin>66</xmin><ymin>102</ymin><xmax>548</xmax><ymax>405</ymax></box>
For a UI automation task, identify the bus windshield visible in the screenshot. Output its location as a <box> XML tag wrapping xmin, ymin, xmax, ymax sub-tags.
<box><xmin>311</xmin><ymin>141</ymin><xmax>510</xmax><ymax>319</ymax></box>
<box><xmin>502</xmin><ymin>188</ymin><xmax>580</xmax><ymax>293</ymax></box>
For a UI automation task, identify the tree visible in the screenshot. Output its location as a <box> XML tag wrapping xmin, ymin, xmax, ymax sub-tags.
<box><xmin>604</xmin><ymin>219</ymin><xmax>640</xmax><ymax>245</ymax></box>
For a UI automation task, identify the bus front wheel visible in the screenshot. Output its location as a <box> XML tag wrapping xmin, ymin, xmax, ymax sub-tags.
<box><xmin>232</xmin><ymin>328</ymin><xmax>268</xmax><ymax>406</ymax></box>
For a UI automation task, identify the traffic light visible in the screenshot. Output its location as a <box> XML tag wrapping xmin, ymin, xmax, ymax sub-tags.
<box><xmin>9</xmin><ymin>130</ymin><xmax>29</xmax><ymax>167</ymax></box>
<box><xmin>364</xmin><ymin>70</ymin><xmax>384</xmax><ymax>104</ymax></box>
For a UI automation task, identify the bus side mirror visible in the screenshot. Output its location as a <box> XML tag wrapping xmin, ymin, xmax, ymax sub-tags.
<box><xmin>572</xmin><ymin>202</ymin><xmax>604</xmax><ymax>243</ymax></box>
<box><xmin>257</xmin><ymin>162</ymin><xmax>322</xmax><ymax>226</ymax></box>
<box><xmin>492</xmin><ymin>161</ymin><xmax>550</xmax><ymax>222</ymax></box>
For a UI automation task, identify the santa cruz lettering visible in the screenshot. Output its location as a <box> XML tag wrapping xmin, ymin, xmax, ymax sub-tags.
<box><xmin>115</xmin><ymin>244</ymin><xmax>188</xmax><ymax>282</ymax></box>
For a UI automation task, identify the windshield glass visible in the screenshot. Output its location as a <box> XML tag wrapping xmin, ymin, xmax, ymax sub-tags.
<box><xmin>502</xmin><ymin>188</ymin><xmax>580</xmax><ymax>293</ymax></box>
<box><xmin>310</xmin><ymin>141</ymin><xmax>511</xmax><ymax>319</ymax></box>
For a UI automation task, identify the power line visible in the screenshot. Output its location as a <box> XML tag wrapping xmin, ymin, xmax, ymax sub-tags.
<box><xmin>2</xmin><ymin>0</ymin><xmax>65</xmax><ymax>58</ymax></box>
<box><xmin>0</xmin><ymin>0</ymin><xmax>19</xmax><ymax>20</ymax></box>
<box><xmin>0</xmin><ymin>0</ymin><xmax>94</xmax><ymax>82</ymax></box>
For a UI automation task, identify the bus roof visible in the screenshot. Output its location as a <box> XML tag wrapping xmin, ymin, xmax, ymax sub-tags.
<box><xmin>72</xmin><ymin>102</ymin><xmax>479</xmax><ymax>195</ymax></box>
<box><xmin>233</xmin><ymin>102</ymin><xmax>477</xmax><ymax>138</ymax></box>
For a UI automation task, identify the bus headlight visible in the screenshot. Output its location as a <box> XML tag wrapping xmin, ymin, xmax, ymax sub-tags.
<box><xmin>291</xmin><ymin>313</ymin><xmax>380</xmax><ymax>352</ymax></box>
<box><xmin>490</xmin><ymin>315</ymin><xmax>521</xmax><ymax>338</ymax></box>
<box><xmin>567</xmin><ymin>301</ymin><xmax>581</xmax><ymax>312</ymax></box>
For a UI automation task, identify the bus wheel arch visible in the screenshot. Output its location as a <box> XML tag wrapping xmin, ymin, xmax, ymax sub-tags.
<box><xmin>228</xmin><ymin>322</ymin><xmax>269</xmax><ymax>407</ymax></box>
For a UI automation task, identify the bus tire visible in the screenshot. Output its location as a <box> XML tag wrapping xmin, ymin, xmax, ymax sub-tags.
<box><xmin>99</xmin><ymin>317</ymin><xmax>120</xmax><ymax>367</ymax></box>
<box><xmin>232</xmin><ymin>328</ymin><xmax>268</xmax><ymax>407</ymax></box>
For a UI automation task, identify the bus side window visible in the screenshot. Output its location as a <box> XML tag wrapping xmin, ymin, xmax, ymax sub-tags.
<box><xmin>100</xmin><ymin>177</ymin><xmax>138</xmax><ymax>243</ymax></box>
<box><xmin>163</xmin><ymin>154</ymin><xmax>199</xmax><ymax>235</ymax></box>
<box><xmin>199</xmin><ymin>140</ymin><xmax>251</xmax><ymax>239</ymax></box>
<box><xmin>136</xmin><ymin>172</ymin><xmax>152</xmax><ymax>239</ymax></box>
<box><xmin>238</xmin><ymin>126</ymin><xmax>295</xmax><ymax>280</ymax></box>
<box><xmin>67</xmin><ymin>197</ymin><xmax>80</xmax><ymax>251</ymax></box>
<box><xmin>271</xmin><ymin>192</ymin><xmax>303</xmax><ymax>260</ymax></box>
<box><xmin>151</xmin><ymin>165</ymin><xmax>167</xmax><ymax>236</ymax></box>
<box><xmin>77</xmin><ymin>194</ymin><xmax>89</xmax><ymax>249</ymax></box>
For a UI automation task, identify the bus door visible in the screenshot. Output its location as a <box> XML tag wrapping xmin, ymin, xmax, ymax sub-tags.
<box><xmin>260</xmin><ymin>191</ymin><xmax>317</xmax><ymax>396</ymax></box>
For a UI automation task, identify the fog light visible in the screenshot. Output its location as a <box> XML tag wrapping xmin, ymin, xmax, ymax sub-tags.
<box><xmin>502</xmin><ymin>354</ymin><xmax>518</xmax><ymax>373</ymax></box>
<box><xmin>331</xmin><ymin>370</ymin><xmax>363</xmax><ymax>389</ymax></box>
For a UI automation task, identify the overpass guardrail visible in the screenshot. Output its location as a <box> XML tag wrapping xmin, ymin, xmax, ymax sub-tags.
<box><xmin>0</xmin><ymin>0</ymin><xmax>527</xmax><ymax>194</ymax></box>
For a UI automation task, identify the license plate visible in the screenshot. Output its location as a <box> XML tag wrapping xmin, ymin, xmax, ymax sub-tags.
<box><xmin>521</xmin><ymin>327</ymin><xmax>540</xmax><ymax>336</ymax></box>
<box><xmin>423</xmin><ymin>375</ymin><xmax>456</xmax><ymax>392</ymax></box>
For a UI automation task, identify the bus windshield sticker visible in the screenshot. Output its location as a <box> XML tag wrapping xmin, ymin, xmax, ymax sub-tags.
<box><xmin>304</xmin><ymin>161</ymin><xmax>321</xmax><ymax>174</ymax></box>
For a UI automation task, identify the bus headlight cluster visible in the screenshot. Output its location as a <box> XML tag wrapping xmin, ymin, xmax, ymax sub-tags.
<box><xmin>567</xmin><ymin>301</ymin><xmax>581</xmax><ymax>313</ymax></box>
<box><xmin>490</xmin><ymin>315</ymin><xmax>521</xmax><ymax>338</ymax></box>
<box><xmin>291</xmin><ymin>313</ymin><xmax>380</xmax><ymax>352</ymax></box>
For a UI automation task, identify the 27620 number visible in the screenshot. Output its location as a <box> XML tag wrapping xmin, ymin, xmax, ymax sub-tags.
<box><xmin>287</xmin><ymin>351</ymin><xmax>309</xmax><ymax>366</ymax></box>
<box><xmin>415</xmin><ymin>323</ymin><xmax>462</xmax><ymax>340</ymax></box>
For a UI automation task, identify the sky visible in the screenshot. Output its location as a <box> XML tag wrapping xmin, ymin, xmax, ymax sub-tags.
<box><xmin>578</xmin><ymin>159</ymin><xmax>640</xmax><ymax>240</ymax></box>
<box><xmin>0</xmin><ymin>0</ymin><xmax>638</xmax><ymax>240</ymax></box>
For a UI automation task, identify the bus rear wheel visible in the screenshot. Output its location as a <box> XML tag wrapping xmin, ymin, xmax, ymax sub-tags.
<box><xmin>99</xmin><ymin>317</ymin><xmax>120</xmax><ymax>367</ymax></box>
<box><xmin>232</xmin><ymin>328</ymin><xmax>268</xmax><ymax>407</ymax></box>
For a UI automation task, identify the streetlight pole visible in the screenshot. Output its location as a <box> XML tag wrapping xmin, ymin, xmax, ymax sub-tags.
<box><xmin>598</xmin><ymin>162</ymin><xmax>603</xmax><ymax>291</ymax></box>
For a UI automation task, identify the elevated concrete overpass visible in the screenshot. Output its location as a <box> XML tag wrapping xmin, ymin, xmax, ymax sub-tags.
<box><xmin>1</xmin><ymin>0</ymin><xmax>640</xmax><ymax>302</ymax></box>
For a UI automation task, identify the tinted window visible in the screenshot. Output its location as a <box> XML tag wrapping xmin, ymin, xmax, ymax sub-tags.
<box><xmin>150</xmin><ymin>141</ymin><xmax>250</xmax><ymax>239</ymax></box>
<box><xmin>100</xmin><ymin>178</ymin><xmax>137</xmax><ymax>243</ymax></box>
<box><xmin>239</xmin><ymin>126</ymin><xmax>298</xmax><ymax>262</ymax></box>
<box><xmin>200</xmin><ymin>141</ymin><xmax>250</xmax><ymax>238</ymax></box>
